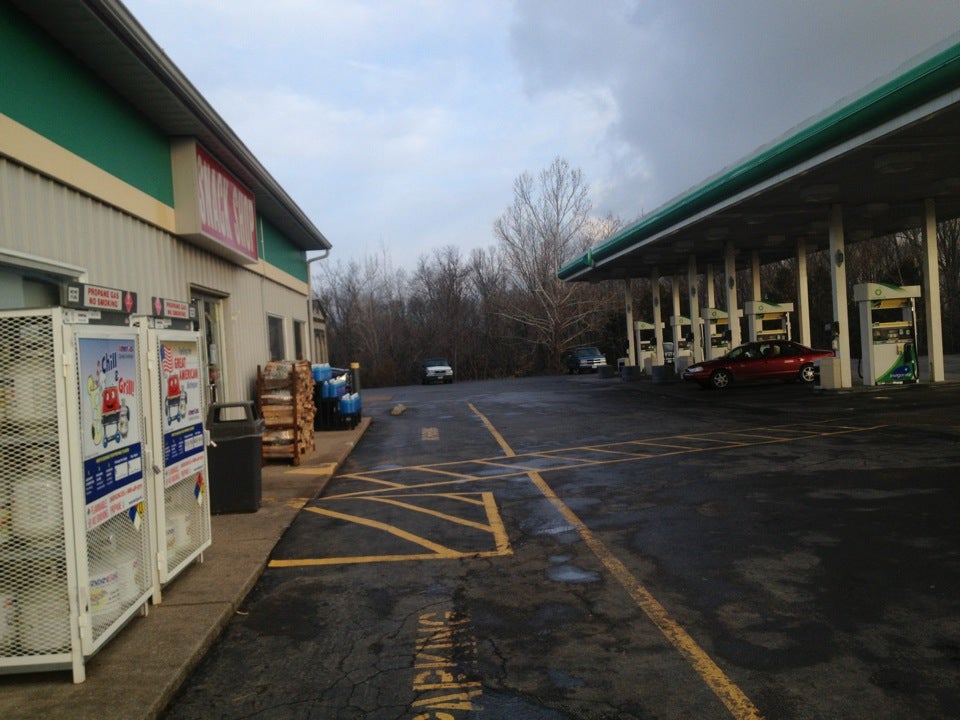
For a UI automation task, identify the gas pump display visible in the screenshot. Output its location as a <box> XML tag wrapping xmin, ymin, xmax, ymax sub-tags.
<box><xmin>670</xmin><ymin>315</ymin><xmax>691</xmax><ymax>352</ymax></box>
<box><xmin>634</xmin><ymin>320</ymin><xmax>657</xmax><ymax>370</ymax></box>
<box><xmin>744</xmin><ymin>300</ymin><xmax>793</xmax><ymax>342</ymax></box>
<box><xmin>853</xmin><ymin>283</ymin><xmax>920</xmax><ymax>385</ymax></box>
<box><xmin>701</xmin><ymin>307</ymin><xmax>741</xmax><ymax>359</ymax></box>
<box><xmin>669</xmin><ymin>316</ymin><xmax>694</xmax><ymax>372</ymax></box>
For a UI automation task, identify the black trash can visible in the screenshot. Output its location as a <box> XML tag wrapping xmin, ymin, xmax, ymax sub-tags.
<box><xmin>207</xmin><ymin>402</ymin><xmax>265</xmax><ymax>514</ymax></box>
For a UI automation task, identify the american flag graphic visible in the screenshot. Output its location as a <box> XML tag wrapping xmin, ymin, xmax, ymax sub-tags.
<box><xmin>161</xmin><ymin>345</ymin><xmax>174</xmax><ymax>375</ymax></box>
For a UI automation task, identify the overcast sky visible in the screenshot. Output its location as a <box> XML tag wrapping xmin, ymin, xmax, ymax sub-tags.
<box><xmin>123</xmin><ymin>0</ymin><xmax>960</xmax><ymax>270</ymax></box>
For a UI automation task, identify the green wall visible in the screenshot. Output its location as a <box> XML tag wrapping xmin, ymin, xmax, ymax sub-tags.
<box><xmin>0</xmin><ymin>3</ymin><xmax>174</xmax><ymax>204</ymax></box>
<box><xmin>2</xmin><ymin>2</ymin><xmax>310</xmax><ymax>281</ymax></box>
<box><xmin>260</xmin><ymin>217</ymin><xmax>308</xmax><ymax>282</ymax></box>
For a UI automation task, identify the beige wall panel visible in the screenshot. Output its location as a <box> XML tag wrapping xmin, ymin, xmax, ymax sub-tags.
<box><xmin>1</xmin><ymin>159</ymin><xmax>312</xmax><ymax>402</ymax></box>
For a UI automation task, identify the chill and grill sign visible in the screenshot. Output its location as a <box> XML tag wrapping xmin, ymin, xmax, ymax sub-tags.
<box><xmin>77</xmin><ymin>336</ymin><xmax>143</xmax><ymax>531</ymax></box>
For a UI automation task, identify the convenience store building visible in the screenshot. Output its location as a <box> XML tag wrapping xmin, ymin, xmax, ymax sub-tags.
<box><xmin>1</xmin><ymin>0</ymin><xmax>331</xmax><ymax>407</ymax></box>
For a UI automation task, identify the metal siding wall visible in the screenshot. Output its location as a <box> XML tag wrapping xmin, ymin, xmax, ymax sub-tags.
<box><xmin>1</xmin><ymin>158</ymin><xmax>309</xmax><ymax>402</ymax></box>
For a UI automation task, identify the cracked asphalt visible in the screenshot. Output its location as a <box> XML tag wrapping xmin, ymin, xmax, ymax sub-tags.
<box><xmin>161</xmin><ymin>374</ymin><xmax>960</xmax><ymax>719</ymax></box>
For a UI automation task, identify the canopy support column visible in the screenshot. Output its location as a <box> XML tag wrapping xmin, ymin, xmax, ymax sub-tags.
<box><xmin>796</xmin><ymin>238</ymin><xmax>812</xmax><ymax>347</ymax></box>
<box><xmin>828</xmin><ymin>204</ymin><xmax>853</xmax><ymax>387</ymax></box>
<box><xmin>751</xmin><ymin>251</ymin><xmax>762</xmax><ymax>301</ymax></box>
<box><xmin>688</xmin><ymin>255</ymin><xmax>702</xmax><ymax>362</ymax></box>
<box><xmin>651</xmin><ymin>268</ymin><xmax>664</xmax><ymax>366</ymax></box>
<box><xmin>922</xmin><ymin>198</ymin><xmax>945</xmax><ymax>382</ymax></box>
<box><xmin>624</xmin><ymin>279</ymin><xmax>637</xmax><ymax>367</ymax></box>
<box><xmin>724</xmin><ymin>241</ymin><xmax>742</xmax><ymax>347</ymax></box>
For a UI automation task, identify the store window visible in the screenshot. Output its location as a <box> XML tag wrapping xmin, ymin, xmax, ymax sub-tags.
<box><xmin>293</xmin><ymin>320</ymin><xmax>305</xmax><ymax>360</ymax></box>
<box><xmin>0</xmin><ymin>252</ymin><xmax>83</xmax><ymax>309</ymax></box>
<box><xmin>267</xmin><ymin>315</ymin><xmax>285</xmax><ymax>361</ymax></box>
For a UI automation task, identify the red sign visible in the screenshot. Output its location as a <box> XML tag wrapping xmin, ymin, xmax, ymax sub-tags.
<box><xmin>151</xmin><ymin>297</ymin><xmax>191</xmax><ymax>320</ymax></box>
<box><xmin>62</xmin><ymin>282</ymin><xmax>138</xmax><ymax>314</ymax></box>
<box><xmin>194</xmin><ymin>145</ymin><xmax>258</xmax><ymax>262</ymax></box>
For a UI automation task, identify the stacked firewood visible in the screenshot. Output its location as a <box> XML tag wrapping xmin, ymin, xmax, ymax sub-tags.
<box><xmin>256</xmin><ymin>360</ymin><xmax>315</xmax><ymax>465</ymax></box>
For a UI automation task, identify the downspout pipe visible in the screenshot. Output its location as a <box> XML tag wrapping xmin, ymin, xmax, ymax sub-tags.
<box><xmin>306</xmin><ymin>249</ymin><xmax>331</xmax><ymax>362</ymax></box>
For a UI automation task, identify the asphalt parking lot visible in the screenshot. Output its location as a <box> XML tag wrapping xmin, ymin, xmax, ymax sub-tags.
<box><xmin>163</xmin><ymin>373</ymin><xmax>960</xmax><ymax>720</ymax></box>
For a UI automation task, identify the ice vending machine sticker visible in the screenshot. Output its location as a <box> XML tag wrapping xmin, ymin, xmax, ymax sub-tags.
<box><xmin>160</xmin><ymin>341</ymin><xmax>205</xmax><ymax>489</ymax></box>
<box><xmin>78</xmin><ymin>337</ymin><xmax>144</xmax><ymax>530</ymax></box>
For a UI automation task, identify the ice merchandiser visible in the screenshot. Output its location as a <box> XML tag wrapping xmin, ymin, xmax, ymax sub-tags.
<box><xmin>139</xmin><ymin>298</ymin><xmax>211</xmax><ymax>603</ymax></box>
<box><xmin>853</xmin><ymin>283</ymin><xmax>920</xmax><ymax>386</ymax></box>
<box><xmin>0</xmin><ymin>284</ymin><xmax>153</xmax><ymax>682</ymax></box>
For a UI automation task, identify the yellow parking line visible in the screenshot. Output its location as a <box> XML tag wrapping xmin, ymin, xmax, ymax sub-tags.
<box><xmin>337</xmin><ymin>491</ymin><xmax>487</xmax><ymax>506</ymax></box>
<box><xmin>482</xmin><ymin>491</ymin><xmax>511</xmax><ymax>554</ymax></box>
<box><xmin>468</xmin><ymin>402</ymin><xmax>516</xmax><ymax>457</ymax></box>
<box><xmin>575</xmin><ymin>446</ymin><xmax>654</xmax><ymax>457</ymax></box>
<box><xmin>285</xmin><ymin>463</ymin><xmax>338</xmax><ymax>475</ymax></box>
<box><xmin>334</xmin><ymin>473</ymin><xmax>408</xmax><ymax>489</ymax></box>
<box><xmin>352</xmin><ymin>496</ymin><xmax>500</xmax><ymax>534</ymax></box>
<box><xmin>270</xmin><ymin>548</ymin><xmax>510</xmax><ymax>568</ymax></box>
<box><xmin>269</xmin><ymin>491</ymin><xmax>512</xmax><ymax>568</ymax></box>
<box><xmin>325</xmin><ymin>423</ymin><xmax>884</xmax><ymax>503</ymax></box>
<box><xmin>628</xmin><ymin>440</ymin><xmax>698</xmax><ymax>451</ymax></box>
<box><xmin>303</xmin><ymin>505</ymin><xmax>459</xmax><ymax>556</ymax></box>
<box><xmin>469</xmin><ymin>403</ymin><xmax>765</xmax><ymax>720</ymax></box>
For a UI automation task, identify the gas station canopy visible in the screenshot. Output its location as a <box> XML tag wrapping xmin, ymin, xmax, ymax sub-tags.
<box><xmin>558</xmin><ymin>34</ymin><xmax>960</xmax><ymax>282</ymax></box>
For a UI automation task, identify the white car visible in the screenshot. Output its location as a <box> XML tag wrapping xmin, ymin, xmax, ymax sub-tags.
<box><xmin>420</xmin><ymin>357</ymin><xmax>454</xmax><ymax>384</ymax></box>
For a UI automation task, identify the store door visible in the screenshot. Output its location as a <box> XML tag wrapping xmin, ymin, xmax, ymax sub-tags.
<box><xmin>191</xmin><ymin>291</ymin><xmax>226</xmax><ymax>408</ymax></box>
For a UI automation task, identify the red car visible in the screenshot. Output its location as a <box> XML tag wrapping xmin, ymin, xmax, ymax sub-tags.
<box><xmin>682</xmin><ymin>340</ymin><xmax>835</xmax><ymax>389</ymax></box>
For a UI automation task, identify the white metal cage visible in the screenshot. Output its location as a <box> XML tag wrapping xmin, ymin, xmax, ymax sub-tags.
<box><xmin>0</xmin><ymin>309</ymin><xmax>160</xmax><ymax>682</ymax></box>
<box><xmin>143</xmin><ymin>326</ymin><xmax>212</xmax><ymax>601</ymax></box>
<box><xmin>0</xmin><ymin>311</ymin><xmax>74</xmax><ymax>672</ymax></box>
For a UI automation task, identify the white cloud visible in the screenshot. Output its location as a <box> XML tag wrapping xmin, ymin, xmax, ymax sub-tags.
<box><xmin>510</xmin><ymin>0</ymin><xmax>960</xmax><ymax>220</ymax></box>
<box><xmin>124</xmin><ymin>0</ymin><xmax>960</xmax><ymax>267</ymax></box>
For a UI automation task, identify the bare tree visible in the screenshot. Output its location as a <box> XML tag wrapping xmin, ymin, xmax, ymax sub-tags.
<box><xmin>938</xmin><ymin>219</ymin><xmax>960</xmax><ymax>352</ymax></box>
<box><xmin>409</xmin><ymin>246</ymin><xmax>471</xmax><ymax>375</ymax></box>
<box><xmin>467</xmin><ymin>246</ymin><xmax>520</xmax><ymax>377</ymax></box>
<box><xmin>315</xmin><ymin>250</ymin><xmax>411</xmax><ymax>386</ymax></box>
<box><xmin>494</xmin><ymin>158</ymin><xmax>620</xmax><ymax>371</ymax></box>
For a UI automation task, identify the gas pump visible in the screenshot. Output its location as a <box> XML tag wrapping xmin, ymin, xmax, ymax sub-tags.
<box><xmin>634</xmin><ymin>320</ymin><xmax>657</xmax><ymax>372</ymax></box>
<box><xmin>744</xmin><ymin>300</ymin><xmax>793</xmax><ymax>342</ymax></box>
<box><xmin>701</xmin><ymin>307</ymin><xmax>742</xmax><ymax>359</ymax></box>
<box><xmin>669</xmin><ymin>315</ymin><xmax>693</xmax><ymax>373</ymax></box>
<box><xmin>853</xmin><ymin>283</ymin><xmax>920</xmax><ymax>385</ymax></box>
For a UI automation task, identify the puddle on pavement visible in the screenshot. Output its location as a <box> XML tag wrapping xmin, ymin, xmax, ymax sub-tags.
<box><xmin>546</xmin><ymin>565</ymin><xmax>602</xmax><ymax>584</ymax></box>
<box><xmin>548</xmin><ymin>668</ymin><xmax>588</xmax><ymax>689</ymax></box>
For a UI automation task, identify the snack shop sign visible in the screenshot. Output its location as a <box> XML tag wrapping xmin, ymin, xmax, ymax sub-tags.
<box><xmin>172</xmin><ymin>139</ymin><xmax>258</xmax><ymax>264</ymax></box>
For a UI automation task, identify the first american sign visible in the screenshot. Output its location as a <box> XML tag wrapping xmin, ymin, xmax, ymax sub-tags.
<box><xmin>171</xmin><ymin>139</ymin><xmax>258</xmax><ymax>264</ymax></box>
